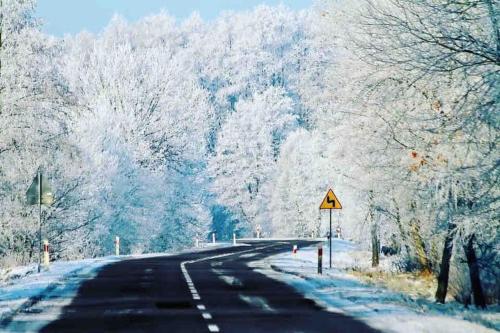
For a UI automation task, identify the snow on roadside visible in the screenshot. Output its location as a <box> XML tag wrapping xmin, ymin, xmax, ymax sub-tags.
<box><xmin>250</xmin><ymin>239</ymin><xmax>499</xmax><ymax>333</ymax></box>
<box><xmin>0</xmin><ymin>242</ymin><xmax>234</xmax><ymax>325</ymax></box>
<box><xmin>0</xmin><ymin>256</ymin><xmax>119</xmax><ymax>323</ymax></box>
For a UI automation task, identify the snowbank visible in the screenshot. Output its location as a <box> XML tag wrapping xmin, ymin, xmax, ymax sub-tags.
<box><xmin>250</xmin><ymin>239</ymin><xmax>499</xmax><ymax>333</ymax></box>
<box><xmin>0</xmin><ymin>256</ymin><xmax>119</xmax><ymax>323</ymax></box>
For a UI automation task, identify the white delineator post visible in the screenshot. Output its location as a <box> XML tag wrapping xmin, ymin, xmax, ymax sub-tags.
<box><xmin>233</xmin><ymin>233</ymin><xmax>237</xmax><ymax>245</ymax></box>
<box><xmin>43</xmin><ymin>239</ymin><xmax>50</xmax><ymax>268</ymax></box>
<box><xmin>293</xmin><ymin>244</ymin><xmax>298</xmax><ymax>254</ymax></box>
<box><xmin>212</xmin><ymin>232</ymin><xmax>216</xmax><ymax>244</ymax></box>
<box><xmin>115</xmin><ymin>236</ymin><xmax>120</xmax><ymax>256</ymax></box>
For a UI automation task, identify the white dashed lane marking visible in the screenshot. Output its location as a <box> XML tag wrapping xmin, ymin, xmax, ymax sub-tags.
<box><xmin>180</xmin><ymin>245</ymin><xmax>275</xmax><ymax>333</ymax></box>
<box><xmin>208</xmin><ymin>324</ymin><xmax>220</xmax><ymax>332</ymax></box>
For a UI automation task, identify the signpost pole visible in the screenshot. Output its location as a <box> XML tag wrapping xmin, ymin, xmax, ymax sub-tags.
<box><xmin>329</xmin><ymin>208</ymin><xmax>332</xmax><ymax>268</ymax></box>
<box><xmin>38</xmin><ymin>168</ymin><xmax>42</xmax><ymax>273</ymax></box>
<box><xmin>26</xmin><ymin>167</ymin><xmax>53</xmax><ymax>273</ymax></box>
<box><xmin>320</xmin><ymin>188</ymin><xmax>342</xmax><ymax>270</ymax></box>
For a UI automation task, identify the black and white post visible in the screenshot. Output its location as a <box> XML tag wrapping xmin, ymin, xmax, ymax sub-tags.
<box><xmin>318</xmin><ymin>245</ymin><xmax>323</xmax><ymax>274</ymax></box>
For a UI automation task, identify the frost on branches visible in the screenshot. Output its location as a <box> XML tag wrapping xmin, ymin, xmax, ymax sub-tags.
<box><xmin>0</xmin><ymin>0</ymin><xmax>497</xmax><ymax>308</ymax></box>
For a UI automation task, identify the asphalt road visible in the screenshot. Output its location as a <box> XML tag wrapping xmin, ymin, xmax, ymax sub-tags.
<box><xmin>7</xmin><ymin>240</ymin><xmax>379</xmax><ymax>333</ymax></box>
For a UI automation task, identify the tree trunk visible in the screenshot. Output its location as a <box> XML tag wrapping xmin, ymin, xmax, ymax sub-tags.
<box><xmin>485</xmin><ymin>0</ymin><xmax>500</xmax><ymax>63</ymax></box>
<box><xmin>410</xmin><ymin>220</ymin><xmax>432</xmax><ymax>273</ymax></box>
<box><xmin>393</xmin><ymin>199</ymin><xmax>412</xmax><ymax>257</ymax></box>
<box><xmin>435</xmin><ymin>221</ymin><xmax>456</xmax><ymax>303</ymax></box>
<box><xmin>0</xmin><ymin>0</ymin><xmax>3</xmax><ymax>115</ymax></box>
<box><xmin>369</xmin><ymin>192</ymin><xmax>379</xmax><ymax>267</ymax></box>
<box><xmin>463</xmin><ymin>234</ymin><xmax>486</xmax><ymax>309</ymax></box>
<box><xmin>370</xmin><ymin>212</ymin><xmax>380</xmax><ymax>267</ymax></box>
<box><xmin>371</xmin><ymin>221</ymin><xmax>380</xmax><ymax>267</ymax></box>
<box><xmin>409</xmin><ymin>201</ymin><xmax>432</xmax><ymax>273</ymax></box>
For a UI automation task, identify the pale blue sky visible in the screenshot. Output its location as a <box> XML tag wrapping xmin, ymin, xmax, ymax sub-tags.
<box><xmin>37</xmin><ymin>0</ymin><xmax>314</xmax><ymax>36</ymax></box>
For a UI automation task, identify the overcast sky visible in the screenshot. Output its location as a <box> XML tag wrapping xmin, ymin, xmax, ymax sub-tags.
<box><xmin>37</xmin><ymin>0</ymin><xmax>314</xmax><ymax>36</ymax></box>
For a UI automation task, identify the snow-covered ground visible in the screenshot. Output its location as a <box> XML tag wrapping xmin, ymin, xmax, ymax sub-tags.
<box><xmin>0</xmin><ymin>256</ymin><xmax>119</xmax><ymax>330</ymax></box>
<box><xmin>251</xmin><ymin>239</ymin><xmax>500</xmax><ymax>333</ymax></box>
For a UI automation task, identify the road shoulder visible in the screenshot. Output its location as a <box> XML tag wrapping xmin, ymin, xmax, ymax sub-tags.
<box><xmin>249</xmin><ymin>241</ymin><xmax>499</xmax><ymax>333</ymax></box>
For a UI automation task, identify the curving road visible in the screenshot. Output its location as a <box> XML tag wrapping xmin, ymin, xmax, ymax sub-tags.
<box><xmin>6</xmin><ymin>240</ymin><xmax>379</xmax><ymax>333</ymax></box>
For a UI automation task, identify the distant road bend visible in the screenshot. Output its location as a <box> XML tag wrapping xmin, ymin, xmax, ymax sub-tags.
<box><xmin>6</xmin><ymin>240</ymin><xmax>379</xmax><ymax>333</ymax></box>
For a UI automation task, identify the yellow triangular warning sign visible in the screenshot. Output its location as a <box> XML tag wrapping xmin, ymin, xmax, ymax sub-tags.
<box><xmin>319</xmin><ymin>189</ymin><xmax>342</xmax><ymax>209</ymax></box>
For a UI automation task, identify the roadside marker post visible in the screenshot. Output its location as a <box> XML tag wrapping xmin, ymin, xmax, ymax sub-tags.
<box><xmin>336</xmin><ymin>226</ymin><xmax>342</xmax><ymax>239</ymax></box>
<box><xmin>43</xmin><ymin>239</ymin><xmax>50</xmax><ymax>268</ymax></box>
<box><xmin>212</xmin><ymin>232</ymin><xmax>216</xmax><ymax>244</ymax></box>
<box><xmin>319</xmin><ymin>188</ymin><xmax>342</xmax><ymax>269</ymax></box>
<box><xmin>115</xmin><ymin>236</ymin><xmax>120</xmax><ymax>256</ymax></box>
<box><xmin>292</xmin><ymin>244</ymin><xmax>298</xmax><ymax>254</ymax></box>
<box><xmin>195</xmin><ymin>237</ymin><xmax>200</xmax><ymax>248</ymax></box>
<box><xmin>318</xmin><ymin>245</ymin><xmax>323</xmax><ymax>274</ymax></box>
<box><xmin>233</xmin><ymin>233</ymin><xmax>236</xmax><ymax>245</ymax></box>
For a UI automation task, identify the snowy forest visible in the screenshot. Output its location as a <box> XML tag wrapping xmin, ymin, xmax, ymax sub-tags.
<box><xmin>0</xmin><ymin>0</ymin><xmax>498</xmax><ymax>306</ymax></box>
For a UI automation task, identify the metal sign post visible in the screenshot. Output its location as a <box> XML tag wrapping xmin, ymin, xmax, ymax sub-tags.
<box><xmin>26</xmin><ymin>167</ymin><xmax>54</xmax><ymax>273</ymax></box>
<box><xmin>319</xmin><ymin>188</ymin><xmax>342</xmax><ymax>269</ymax></box>
<box><xmin>329</xmin><ymin>208</ymin><xmax>332</xmax><ymax>268</ymax></box>
<box><xmin>38</xmin><ymin>168</ymin><xmax>42</xmax><ymax>272</ymax></box>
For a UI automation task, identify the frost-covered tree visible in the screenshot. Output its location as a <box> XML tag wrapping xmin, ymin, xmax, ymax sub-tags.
<box><xmin>209</xmin><ymin>87</ymin><xmax>295</xmax><ymax>235</ymax></box>
<box><xmin>0</xmin><ymin>0</ymin><xmax>72</xmax><ymax>264</ymax></box>
<box><xmin>318</xmin><ymin>0</ymin><xmax>499</xmax><ymax>306</ymax></box>
<box><xmin>1</xmin><ymin>0</ymin><xmax>496</xmax><ymax>311</ymax></box>
<box><xmin>59</xmin><ymin>16</ymin><xmax>214</xmax><ymax>254</ymax></box>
